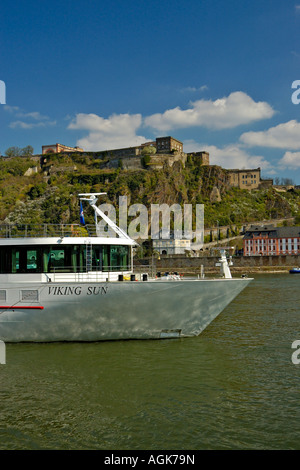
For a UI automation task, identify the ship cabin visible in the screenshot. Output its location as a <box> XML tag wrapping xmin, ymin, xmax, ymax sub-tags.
<box><xmin>0</xmin><ymin>224</ymin><xmax>135</xmax><ymax>281</ymax></box>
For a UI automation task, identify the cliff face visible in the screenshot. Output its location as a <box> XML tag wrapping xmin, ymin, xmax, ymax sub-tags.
<box><xmin>0</xmin><ymin>153</ymin><xmax>299</xmax><ymax>228</ymax></box>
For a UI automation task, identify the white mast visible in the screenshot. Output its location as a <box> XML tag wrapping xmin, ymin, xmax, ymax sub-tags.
<box><xmin>78</xmin><ymin>193</ymin><xmax>133</xmax><ymax>241</ymax></box>
<box><xmin>214</xmin><ymin>247</ymin><xmax>234</xmax><ymax>279</ymax></box>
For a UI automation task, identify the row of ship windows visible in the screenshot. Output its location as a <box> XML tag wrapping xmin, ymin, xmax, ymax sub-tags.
<box><xmin>0</xmin><ymin>245</ymin><xmax>131</xmax><ymax>273</ymax></box>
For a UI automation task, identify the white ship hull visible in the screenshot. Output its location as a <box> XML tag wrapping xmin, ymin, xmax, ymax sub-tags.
<box><xmin>0</xmin><ymin>277</ymin><xmax>251</xmax><ymax>342</ymax></box>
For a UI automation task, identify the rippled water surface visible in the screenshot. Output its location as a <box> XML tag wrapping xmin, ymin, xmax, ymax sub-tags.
<box><xmin>0</xmin><ymin>274</ymin><xmax>300</xmax><ymax>450</ymax></box>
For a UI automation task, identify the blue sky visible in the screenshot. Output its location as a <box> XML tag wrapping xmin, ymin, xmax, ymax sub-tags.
<box><xmin>1</xmin><ymin>0</ymin><xmax>300</xmax><ymax>183</ymax></box>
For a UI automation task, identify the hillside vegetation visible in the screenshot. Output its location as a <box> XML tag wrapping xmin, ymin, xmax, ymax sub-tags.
<box><xmin>0</xmin><ymin>153</ymin><xmax>299</xmax><ymax>229</ymax></box>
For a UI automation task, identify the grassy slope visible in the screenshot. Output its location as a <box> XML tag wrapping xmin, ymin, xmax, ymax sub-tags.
<box><xmin>0</xmin><ymin>154</ymin><xmax>299</xmax><ymax>228</ymax></box>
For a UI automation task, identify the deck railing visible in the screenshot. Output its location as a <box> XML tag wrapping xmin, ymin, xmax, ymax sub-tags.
<box><xmin>47</xmin><ymin>264</ymin><xmax>132</xmax><ymax>273</ymax></box>
<box><xmin>0</xmin><ymin>224</ymin><xmax>100</xmax><ymax>238</ymax></box>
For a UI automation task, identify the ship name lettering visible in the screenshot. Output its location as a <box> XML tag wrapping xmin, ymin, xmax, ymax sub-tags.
<box><xmin>48</xmin><ymin>286</ymin><xmax>108</xmax><ymax>296</ymax></box>
<box><xmin>87</xmin><ymin>286</ymin><xmax>108</xmax><ymax>295</ymax></box>
<box><xmin>48</xmin><ymin>286</ymin><xmax>82</xmax><ymax>295</ymax></box>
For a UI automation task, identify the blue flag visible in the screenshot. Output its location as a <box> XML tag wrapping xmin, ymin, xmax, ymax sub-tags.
<box><xmin>80</xmin><ymin>202</ymin><xmax>85</xmax><ymax>225</ymax></box>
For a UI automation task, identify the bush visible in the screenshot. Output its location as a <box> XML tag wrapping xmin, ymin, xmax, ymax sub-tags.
<box><xmin>28</xmin><ymin>183</ymin><xmax>48</xmax><ymax>199</ymax></box>
<box><xmin>142</xmin><ymin>155</ymin><xmax>151</xmax><ymax>167</ymax></box>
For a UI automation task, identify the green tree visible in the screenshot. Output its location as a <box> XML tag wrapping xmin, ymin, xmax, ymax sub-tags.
<box><xmin>21</xmin><ymin>145</ymin><xmax>34</xmax><ymax>156</ymax></box>
<box><xmin>141</xmin><ymin>146</ymin><xmax>156</xmax><ymax>155</ymax></box>
<box><xmin>5</xmin><ymin>146</ymin><xmax>22</xmax><ymax>157</ymax></box>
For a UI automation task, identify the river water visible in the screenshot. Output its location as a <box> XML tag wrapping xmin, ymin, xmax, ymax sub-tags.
<box><xmin>0</xmin><ymin>274</ymin><xmax>299</xmax><ymax>450</ymax></box>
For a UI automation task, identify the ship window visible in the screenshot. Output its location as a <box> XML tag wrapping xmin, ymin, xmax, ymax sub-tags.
<box><xmin>10</xmin><ymin>247</ymin><xmax>41</xmax><ymax>273</ymax></box>
<box><xmin>27</xmin><ymin>250</ymin><xmax>37</xmax><ymax>271</ymax></box>
<box><xmin>21</xmin><ymin>290</ymin><xmax>38</xmax><ymax>302</ymax></box>
<box><xmin>110</xmin><ymin>245</ymin><xmax>130</xmax><ymax>271</ymax></box>
<box><xmin>44</xmin><ymin>247</ymin><xmax>66</xmax><ymax>272</ymax></box>
<box><xmin>93</xmin><ymin>245</ymin><xmax>130</xmax><ymax>271</ymax></box>
<box><xmin>0</xmin><ymin>290</ymin><xmax>6</xmax><ymax>301</ymax></box>
<box><xmin>101</xmin><ymin>245</ymin><xmax>109</xmax><ymax>271</ymax></box>
<box><xmin>43</xmin><ymin>245</ymin><xmax>86</xmax><ymax>273</ymax></box>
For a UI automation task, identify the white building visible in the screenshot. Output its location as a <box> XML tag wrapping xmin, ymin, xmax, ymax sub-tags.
<box><xmin>152</xmin><ymin>236</ymin><xmax>191</xmax><ymax>255</ymax></box>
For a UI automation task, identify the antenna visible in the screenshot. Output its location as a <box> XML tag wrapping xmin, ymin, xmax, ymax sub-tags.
<box><xmin>78</xmin><ymin>192</ymin><xmax>106</xmax><ymax>203</ymax></box>
<box><xmin>78</xmin><ymin>193</ymin><xmax>107</xmax><ymax>197</ymax></box>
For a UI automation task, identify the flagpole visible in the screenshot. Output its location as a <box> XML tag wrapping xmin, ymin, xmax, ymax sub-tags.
<box><xmin>80</xmin><ymin>201</ymin><xmax>85</xmax><ymax>225</ymax></box>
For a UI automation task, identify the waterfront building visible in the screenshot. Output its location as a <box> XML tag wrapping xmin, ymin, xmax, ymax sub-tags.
<box><xmin>243</xmin><ymin>225</ymin><xmax>300</xmax><ymax>256</ymax></box>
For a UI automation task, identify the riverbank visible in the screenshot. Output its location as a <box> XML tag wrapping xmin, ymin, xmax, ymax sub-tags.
<box><xmin>134</xmin><ymin>254</ymin><xmax>300</xmax><ymax>275</ymax></box>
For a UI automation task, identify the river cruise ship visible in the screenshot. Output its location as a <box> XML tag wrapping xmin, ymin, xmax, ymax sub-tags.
<box><xmin>0</xmin><ymin>194</ymin><xmax>252</xmax><ymax>342</ymax></box>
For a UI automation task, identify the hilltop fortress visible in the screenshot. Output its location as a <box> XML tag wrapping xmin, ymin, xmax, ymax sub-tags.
<box><xmin>42</xmin><ymin>136</ymin><xmax>209</xmax><ymax>171</ymax></box>
<box><xmin>41</xmin><ymin>135</ymin><xmax>273</xmax><ymax>191</ymax></box>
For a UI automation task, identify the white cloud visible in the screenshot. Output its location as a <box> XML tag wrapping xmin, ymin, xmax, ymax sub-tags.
<box><xmin>4</xmin><ymin>105</ymin><xmax>49</xmax><ymax>120</ymax></box>
<box><xmin>180</xmin><ymin>85</ymin><xmax>208</xmax><ymax>93</ymax></box>
<box><xmin>68</xmin><ymin>112</ymin><xmax>149</xmax><ymax>151</ymax></box>
<box><xmin>144</xmin><ymin>92</ymin><xmax>275</xmax><ymax>131</ymax></box>
<box><xmin>3</xmin><ymin>105</ymin><xmax>20</xmax><ymax>113</ymax></box>
<box><xmin>4</xmin><ymin>105</ymin><xmax>55</xmax><ymax>129</ymax></box>
<box><xmin>278</xmin><ymin>151</ymin><xmax>300</xmax><ymax>169</ymax></box>
<box><xmin>291</xmin><ymin>50</ymin><xmax>300</xmax><ymax>58</ymax></box>
<box><xmin>66</xmin><ymin>91</ymin><xmax>277</xmax><ymax>153</ymax></box>
<box><xmin>184</xmin><ymin>139</ymin><xmax>271</xmax><ymax>170</ymax></box>
<box><xmin>16</xmin><ymin>111</ymin><xmax>50</xmax><ymax>120</ymax></box>
<box><xmin>240</xmin><ymin>120</ymin><xmax>300</xmax><ymax>149</ymax></box>
<box><xmin>9</xmin><ymin>120</ymin><xmax>56</xmax><ymax>129</ymax></box>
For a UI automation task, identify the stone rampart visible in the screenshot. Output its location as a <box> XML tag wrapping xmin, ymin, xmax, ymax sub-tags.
<box><xmin>135</xmin><ymin>254</ymin><xmax>300</xmax><ymax>274</ymax></box>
